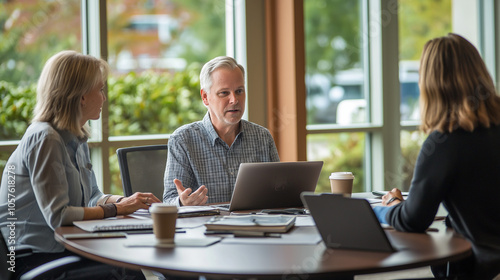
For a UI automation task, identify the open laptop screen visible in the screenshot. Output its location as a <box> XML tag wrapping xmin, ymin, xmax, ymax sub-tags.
<box><xmin>219</xmin><ymin>161</ymin><xmax>323</xmax><ymax>212</ymax></box>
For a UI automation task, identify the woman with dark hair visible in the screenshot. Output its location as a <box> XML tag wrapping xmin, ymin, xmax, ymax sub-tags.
<box><xmin>374</xmin><ymin>33</ymin><xmax>500</xmax><ymax>280</ymax></box>
<box><xmin>0</xmin><ymin>50</ymin><xmax>160</xmax><ymax>279</ymax></box>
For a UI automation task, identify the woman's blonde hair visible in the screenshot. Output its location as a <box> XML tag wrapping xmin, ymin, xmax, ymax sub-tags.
<box><xmin>419</xmin><ymin>33</ymin><xmax>500</xmax><ymax>133</ymax></box>
<box><xmin>33</xmin><ymin>50</ymin><xmax>109</xmax><ymax>138</ymax></box>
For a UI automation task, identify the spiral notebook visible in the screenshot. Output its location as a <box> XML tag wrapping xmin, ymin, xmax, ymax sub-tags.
<box><xmin>73</xmin><ymin>218</ymin><xmax>153</xmax><ymax>232</ymax></box>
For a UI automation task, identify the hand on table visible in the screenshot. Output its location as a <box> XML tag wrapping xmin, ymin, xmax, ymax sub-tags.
<box><xmin>115</xmin><ymin>192</ymin><xmax>161</xmax><ymax>215</ymax></box>
<box><xmin>382</xmin><ymin>188</ymin><xmax>404</xmax><ymax>206</ymax></box>
<box><xmin>174</xmin><ymin>178</ymin><xmax>209</xmax><ymax>206</ymax></box>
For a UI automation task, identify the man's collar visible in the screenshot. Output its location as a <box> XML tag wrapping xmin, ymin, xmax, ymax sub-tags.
<box><xmin>202</xmin><ymin>113</ymin><xmax>218</xmax><ymax>145</ymax></box>
<box><xmin>202</xmin><ymin>112</ymin><xmax>244</xmax><ymax>146</ymax></box>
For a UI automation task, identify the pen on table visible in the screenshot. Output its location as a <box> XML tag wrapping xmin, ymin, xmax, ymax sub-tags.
<box><xmin>204</xmin><ymin>231</ymin><xmax>233</xmax><ymax>235</ymax></box>
<box><xmin>233</xmin><ymin>231</ymin><xmax>281</xmax><ymax>238</ymax></box>
<box><xmin>124</xmin><ymin>229</ymin><xmax>186</xmax><ymax>235</ymax></box>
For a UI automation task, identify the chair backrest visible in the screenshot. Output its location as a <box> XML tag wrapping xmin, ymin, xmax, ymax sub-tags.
<box><xmin>0</xmin><ymin>231</ymin><xmax>13</xmax><ymax>280</ymax></box>
<box><xmin>116</xmin><ymin>144</ymin><xmax>168</xmax><ymax>200</ymax></box>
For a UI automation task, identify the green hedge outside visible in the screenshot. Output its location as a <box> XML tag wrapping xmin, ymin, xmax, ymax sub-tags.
<box><xmin>108</xmin><ymin>64</ymin><xmax>206</xmax><ymax>136</ymax></box>
<box><xmin>0</xmin><ymin>63</ymin><xmax>207</xmax><ymax>140</ymax></box>
<box><xmin>0</xmin><ymin>81</ymin><xmax>37</xmax><ymax>140</ymax></box>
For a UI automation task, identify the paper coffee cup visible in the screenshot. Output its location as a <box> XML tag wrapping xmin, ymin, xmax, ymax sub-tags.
<box><xmin>150</xmin><ymin>203</ymin><xmax>177</xmax><ymax>244</ymax></box>
<box><xmin>329</xmin><ymin>172</ymin><xmax>355</xmax><ymax>197</ymax></box>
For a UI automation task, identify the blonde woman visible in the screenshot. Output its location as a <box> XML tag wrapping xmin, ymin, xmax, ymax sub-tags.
<box><xmin>0</xmin><ymin>51</ymin><xmax>159</xmax><ymax>278</ymax></box>
<box><xmin>375</xmin><ymin>34</ymin><xmax>500</xmax><ymax>279</ymax></box>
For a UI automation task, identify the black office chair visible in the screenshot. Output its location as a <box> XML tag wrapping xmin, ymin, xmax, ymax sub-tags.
<box><xmin>117</xmin><ymin>144</ymin><xmax>168</xmax><ymax>200</ymax></box>
<box><xmin>0</xmin><ymin>231</ymin><xmax>112</xmax><ymax>280</ymax></box>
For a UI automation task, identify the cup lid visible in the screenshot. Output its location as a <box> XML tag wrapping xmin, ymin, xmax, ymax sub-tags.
<box><xmin>329</xmin><ymin>172</ymin><xmax>355</xmax><ymax>180</ymax></box>
<box><xmin>150</xmin><ymin>203</ymin><xmax>178</xmax><ymax>213</ymax></box>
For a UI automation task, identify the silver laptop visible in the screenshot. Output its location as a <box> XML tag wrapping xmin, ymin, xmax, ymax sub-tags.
<box><xmin>216</xmin><ymin>161</ymin><xmax>323</xmax><ymax>212</ymax></box>
<box><xmin>301</xmin><ymin>192</ymin><xmax>395</xmax><ymax>252</ymax></box>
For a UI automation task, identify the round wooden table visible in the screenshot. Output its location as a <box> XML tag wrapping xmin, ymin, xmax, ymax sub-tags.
<box><xmin>55</xmin><ymin>214</ymin><xmax>471</xmax><ymax>279</ymax></box>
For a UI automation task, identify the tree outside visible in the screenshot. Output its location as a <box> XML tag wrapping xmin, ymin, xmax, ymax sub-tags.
<box><xmin>399</xmin><ymin>0</ymin><xmax>452</xmax><ymax>61</ymax></box>
<box><xmin>0</xmin><ymin>0</ymin><xmax>81</xmax><ymax>87</ymax></box>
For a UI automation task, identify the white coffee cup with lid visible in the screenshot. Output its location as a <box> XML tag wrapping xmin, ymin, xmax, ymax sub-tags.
<box><xmin>329</xmin><ymin>172</ymin><xmax>355</xmax><ymax>197</ymax></box>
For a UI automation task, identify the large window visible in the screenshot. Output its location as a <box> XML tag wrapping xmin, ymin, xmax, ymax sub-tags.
<box><xmin>1</xmin><ymin>0</ymin><xmax>497</xmax><ymax>196</ymax></box>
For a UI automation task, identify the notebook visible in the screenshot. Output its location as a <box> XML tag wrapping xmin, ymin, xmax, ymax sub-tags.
<box><xmin>215</xmin><ymin>161</ymin><xmax>323</xmax><ymax>212</ymax></box>
<box><xmin>301</xmin><ymin>192</ymin><xmax>395</xmax><ymax>252</ymax></box>
<box><xmin>74</xmin><ymin>206</ymin><xmax>221</xmax><ymax>232</ymax></box>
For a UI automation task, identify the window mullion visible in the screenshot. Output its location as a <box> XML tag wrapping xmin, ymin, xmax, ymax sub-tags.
<box><xmin>81</xmin><ymin>0</ymin><xmax>111</xmax><ymax>193</ymax></box>
<box><xmin>369</xmin><ymin>0</ymin><xmax>402</xmax><ymax>191</ymax></box>
<box><xmin>478</xmin><ymin>0</ymin><xmax>497</xmax><ymax>86</ymax></box>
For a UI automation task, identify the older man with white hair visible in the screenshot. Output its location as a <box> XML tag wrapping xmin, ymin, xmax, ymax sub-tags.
<box><xmin>163</xmin><ymin>56</ymin><xmax>279</xmax><ymax>206</ymax></box>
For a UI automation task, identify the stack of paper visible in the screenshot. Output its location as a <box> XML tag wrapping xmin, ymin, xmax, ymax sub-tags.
<box><xmin>204</xmin><ymin>215</ymin><xmax>295</xmax><ymax>233</ymax></box>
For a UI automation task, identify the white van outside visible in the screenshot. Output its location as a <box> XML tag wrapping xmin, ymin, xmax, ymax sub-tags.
<box><xmin>306</xmin><ymin>61</ymin><xmax>420</xmax><ymax>124</ymax></box>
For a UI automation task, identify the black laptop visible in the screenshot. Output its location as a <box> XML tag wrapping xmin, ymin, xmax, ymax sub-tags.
<box><xmin>301</xmin><ymin>192</ymin><xmax>395</xmax><ymax>252</ymax></box>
